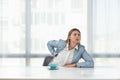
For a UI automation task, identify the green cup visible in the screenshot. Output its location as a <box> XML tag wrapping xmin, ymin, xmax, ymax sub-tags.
<box><xmin>49</xmin><ymin>63</ymin><xmax>58</xmax><ymax>70</ymax></box>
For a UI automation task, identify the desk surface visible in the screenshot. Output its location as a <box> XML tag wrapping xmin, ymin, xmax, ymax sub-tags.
<box><xmin>0</xmin><ymin>66</ymin><xmax>120</xmax><ymax>80</ymax></box>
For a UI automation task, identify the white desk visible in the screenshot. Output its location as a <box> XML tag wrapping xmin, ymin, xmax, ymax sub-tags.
<box><xmin>0</xmin><ymin>66</ymin><xmax>120</xmax><ymax>80</ymax></box>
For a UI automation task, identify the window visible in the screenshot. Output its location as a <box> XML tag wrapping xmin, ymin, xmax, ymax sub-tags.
<box><xmin>91</xmin><ymin>0</ymin><xmax>120</xmax><ymax>54</ymax></box>
<box><xmin>0</xmin><ymin>0</ymin><xmax>88</xmax><ymax>66</ymax></box>
<box><xmin>31</xmin><ymin>0</ymin><xmax>88</xmax><ymax>54</ymax></box>
<box><xmin>0</xmin><ymin>0</ymin><xmax>25</xmax><ymax>66</ymax></box>
<box><xmin>0</xmin><ymin>0</ymin><xmax>25</xmax><ymax>54</ymax></box>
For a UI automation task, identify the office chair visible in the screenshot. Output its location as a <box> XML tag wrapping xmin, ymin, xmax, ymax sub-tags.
<box><xmin>43</xmin><ymin>56</ymin><xmax>53</xmax><ymax>66</ymax></box>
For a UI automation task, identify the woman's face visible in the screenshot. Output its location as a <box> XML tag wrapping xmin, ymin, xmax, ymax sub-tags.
<box><xmin>69</xmin><ymin>30</ymin><xmax>80</xmax><ymax>44</ymax></box>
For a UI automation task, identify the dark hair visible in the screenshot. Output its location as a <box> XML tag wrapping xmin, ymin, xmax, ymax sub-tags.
<box><xmin>65</xmin><ymin>28</ymin><xmax>81</xmax><ymax>44</ymax></box>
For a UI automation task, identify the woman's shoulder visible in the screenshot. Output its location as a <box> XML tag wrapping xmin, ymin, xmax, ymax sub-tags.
<box><xmin>78</xmin><ymin>44</ymin><xmax>85</xmax><ymax>49</ymax></box>
<box><xmin>77</xmin><ymin>44</ymin><xmax>87</xmax><ymax>53</ymax></box>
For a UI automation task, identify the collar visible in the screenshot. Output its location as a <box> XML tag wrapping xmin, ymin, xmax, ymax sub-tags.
<box><xmin>75</xmin><ymin>45</ymin><xmax>78</xmax><ymax>50</ymax></box>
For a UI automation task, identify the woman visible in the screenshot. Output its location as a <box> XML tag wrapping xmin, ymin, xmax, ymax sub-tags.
<box><xmin>44</xmin><ymin>28</ymin><xmax>94</xmax><ymax>68</ymax></box>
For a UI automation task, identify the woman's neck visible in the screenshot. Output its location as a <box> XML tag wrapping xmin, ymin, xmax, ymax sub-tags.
<box><xmin>68</xmin><ymin>42</ymin><xmax>77</xmax><ymax>50</ymax></box>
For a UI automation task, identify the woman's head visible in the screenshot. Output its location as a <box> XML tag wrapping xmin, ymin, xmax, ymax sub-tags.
<box><xmin>66</xmin><ymin>28</ymin><xmax>81</xmax><ymax>45</ymax></box>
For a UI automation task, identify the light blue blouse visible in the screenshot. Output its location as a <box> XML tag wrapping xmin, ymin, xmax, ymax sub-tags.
<box><xmin>47</xmin><ymin>39</ymin><xmax>94</xmax><ymax>68</ymax></box>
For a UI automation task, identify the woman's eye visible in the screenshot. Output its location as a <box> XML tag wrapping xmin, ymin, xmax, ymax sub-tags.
<box><xmin>74</xmin><ymin>34</ymin><xmax>76</xmax><ymax>36</ymax></box>
<box><xmin>73</xmin><ymin>34</ymin><xmax>80</xmax><ymax>36</ymax></box>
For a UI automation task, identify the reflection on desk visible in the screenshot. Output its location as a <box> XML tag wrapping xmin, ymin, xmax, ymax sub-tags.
<box><xmin>0</xmin><ymin>66</ymin><xmax>120</xmax><ymax>80</ymax></box>
<box><xmin>49</xmin><ymin>67</ymin><xmax>94</xmax><ymax>79</ymax></box>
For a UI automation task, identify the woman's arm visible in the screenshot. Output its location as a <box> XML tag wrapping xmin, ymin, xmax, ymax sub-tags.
<box><xmin>76</xmin><ymin>49</ymin><xmax>94</xmax><ymax>68</ymax></box>
<box><xmin>63</xmin><ymin>63</ymin><xmax>77</xmax><ymax>67</ymax></box>
<box><xmin>47</xmin><ymin>39</ymin><xmax>66</xmax><ymax>56</ymax></box>
<box><xmin>47</xmin><ymin>40</ymin><xmax>59</xmax><ymax>55</ymax></box>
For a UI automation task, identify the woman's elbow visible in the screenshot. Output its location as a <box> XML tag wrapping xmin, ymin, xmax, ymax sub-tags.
<box><xmin>89</xmin><ymin>60</ymin><xmax>94</xmax><ymax>68</ymax></box>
